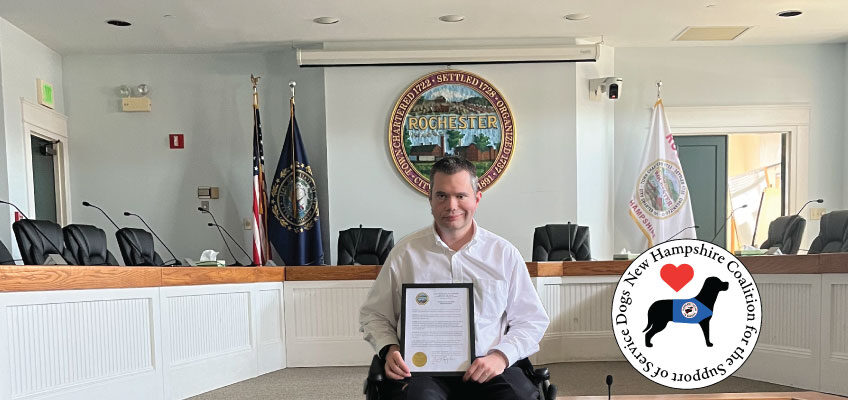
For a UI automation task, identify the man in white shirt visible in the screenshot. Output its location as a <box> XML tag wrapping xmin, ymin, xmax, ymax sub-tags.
<box><xmin>359</xmin><ymin>156</ymin><xmax>550</xmax><ymax>399</ymax></box>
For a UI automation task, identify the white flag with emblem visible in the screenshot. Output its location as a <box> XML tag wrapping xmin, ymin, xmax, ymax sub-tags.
<box><xmin>628</xmin><ymin>100</ymin><xmax>696</xmax><ymax>246</ymax></box>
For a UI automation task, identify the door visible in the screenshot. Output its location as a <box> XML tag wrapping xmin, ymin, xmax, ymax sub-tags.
<box><xmin>674</xmin><ymin>135</ymin><xmax>727</xmax><ymax>247</ymax></box>
<box><xmin>30</xmin><ymin>136</ymin><xmax>58</xmax><ymax>223</ymax></box>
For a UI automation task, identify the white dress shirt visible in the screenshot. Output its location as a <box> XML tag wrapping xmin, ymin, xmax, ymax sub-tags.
<box><xmin>359</xmin><ymin>222</ymin><xmax>550</xmax><ymax>366</ymax></box>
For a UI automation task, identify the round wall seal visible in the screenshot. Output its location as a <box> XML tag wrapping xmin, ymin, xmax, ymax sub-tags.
<box><xmin>388</xmin><ymin>70</ymin><xmax>516</xmax><ymax>195</ymax></box>
<box><xmin>636</xmin><ymin>159</ymin><xmax>689</xmax><ymax>219</ymax></box>
<box><xmin>611</xmin><ymin>239</ymin><xmax>762</xmax><ymax>389</ymax></box>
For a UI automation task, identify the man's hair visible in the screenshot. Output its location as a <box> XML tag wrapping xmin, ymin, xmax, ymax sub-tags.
<box><xmin>428</xmin><ymin>156</ymin><xmax>479</xmax><ymax>195</ymax></box>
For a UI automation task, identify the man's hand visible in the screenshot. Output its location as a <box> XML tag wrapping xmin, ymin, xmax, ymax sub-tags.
<box><xmin>384</xmin><ymin>345</ymin><xmax>411</xmax><ymax>380</ymax></box>
<box><xmin>463</xmin><ymin>351</ymin><xmax>508</xmax><ymax>383</ymax></box>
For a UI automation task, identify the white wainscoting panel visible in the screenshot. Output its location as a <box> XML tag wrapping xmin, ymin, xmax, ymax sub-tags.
<box><xmin>534</xmin><ymin>276</ymin><xmax>622</xmax><ymax>364</ymax></box>
<box><xmin>820</xmin><ymin>274</ymin><xmax>848</xmax><ymax>396</ymax></box>
<box><xmin>737</xmin><ymin>274</ymin><xmax>821</xmax><ymax>391</ymax></box>
<box><xmin>284</xmin><ymin>280</ymin><xmax>374</xmax><ymax>367</ymax></box>
<box><xmin>0</xmin><ymin>288</ymin><xmax>163</xmax><ymax>400</ymax></box>
<box><xmin>256</xmin><ymin>284</ymin><xmax>285</xmax><ymax>375</ymax></box>
<box><xmin>160</xmin><ymin>284</ymin><xmax>260</xmax><ymax>400</ymax></box>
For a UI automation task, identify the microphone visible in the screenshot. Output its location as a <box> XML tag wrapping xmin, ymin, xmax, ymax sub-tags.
<box><xmin>124</xmin><ymin>211</ymin><xmax>181</xmax><ymax>266</ymax></box>
<box><xmin>198</xmin><ymin>207</ymin><xmax>242</xmax><ymax>266</ymax></box>
<box><xmin>711</xmin><ymin>204</ymin><xmax>748</xmax><ymax>243</ymax></box>
<box><xmin>667</xmin><ymin>225</ymin><xmax>700</xmax><ymax>241</ymax></box>
<box><xmin>352</xmin><ymin>224</ymin><xmax>363</xmax><ymax>265</ymax></box>
<box><xmin>566</xmin><ymin>222</ymin><xmax>576</xmax><ymax>261</ymax></box>
<box><xmin>82</xmin><ymin>201</ymin><xmax>121</xmax><ymax>230</ymax></box>
<box><xmin>606</xmin><ymin>375</ymin><xmax>613</xmax><ymax>400</ymax></box>
<box><xmin>2</xmin><ymin>199</ymin><xmax>68</xmax><ymax>263</ymax></box>
<box><xmin>207</xmin><ymin>223</ymin><xmax>254</xmax><ymax>266</ymax></box>
<box><xmin>795</xmin><ymin>198</ymin><xmax>823</xmax><ymax>217</ymax></box>
<box><xmin>0</xmin><ymin>199</ymin><xmax>29</xmax><ymax>219</ymax></box>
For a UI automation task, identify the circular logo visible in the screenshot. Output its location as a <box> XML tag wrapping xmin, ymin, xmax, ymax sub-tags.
<box><xmin>269</xmin><ymin>163</ymin><xmax>319</xmax><ymax>232</ymax></box>
<box><xmin>415</xmin><ymin>292</ymin><xmax>429</xmax><ymax>305</ymax></box>
<box><xmin>611</xmin><ymin>239</ymin><xmax>761</xmax><ymax>389</ymax></box>
<box><xmin>681</xmin><ymin>302</ymin><xmax>698</xmax><ymax>319</ymax></box>
<box><xmin>636</xmin><ymin>160</ymin><xmax>689</xmax><ymax>219</ymax></box>
<box><xmin>412</xmin><ymin>352</ymin><xmax>428</xmax><ymax>367</ymax></box>
<box><xmin>388</xmin><ymin>70</ymin><xmax>516</xmax><ymax>195</ymax></box>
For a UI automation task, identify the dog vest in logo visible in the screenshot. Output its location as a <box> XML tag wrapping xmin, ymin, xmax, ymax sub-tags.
<box><xmin>672</xmin><ymin>298</ymin><xmax>712</xmax><ymax>323</ymax></box>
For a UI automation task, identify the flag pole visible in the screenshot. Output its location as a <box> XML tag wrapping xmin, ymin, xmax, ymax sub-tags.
<box><xmin>289</xmin><ymin>81</ymin><xmax>297</xmax><ymax>226</ymax></box>
<box><xmin>251</xmin><ymin>74</ymin><xmax>270</xmax><ymax>265</ymax></box>
<box><xmin>656</xmin><ymin>81</ymin><xmax>663</xmax><ymax>103</ymax></box>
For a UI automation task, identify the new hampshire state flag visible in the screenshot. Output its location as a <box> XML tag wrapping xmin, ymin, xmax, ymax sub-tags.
<box><xmin>268</xmin><ymin>99</ymin><xmax>324</xmax><ymax>265</ymax></box>
<box><xmin>628</xmin><ymin>100</ymin><xmax>696</xmax><ymax>246</ymax></box>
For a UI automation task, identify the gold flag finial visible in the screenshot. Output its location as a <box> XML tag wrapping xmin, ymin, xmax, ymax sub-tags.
<box><xmin>251</xmin><ymin>74</ymin><xmax>261</xmax><ymax>108</ymax></box>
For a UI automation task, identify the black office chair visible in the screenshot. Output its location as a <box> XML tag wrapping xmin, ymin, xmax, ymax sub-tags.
<box><xmin>363</xmin><ymin>354</ymin><xmax>556</xmax><ymax>400</ymax></box>
<box><xmin>63</xmin><ymin>224</ymin><xmax>119</xmax><ymax>266</ymax></box>
<box><xmin>1</xmin><ymin>238</ymin><xmax>15</xmax><ymax>265</ymax></box>
<box><xmin>807</xmin><ymin>210</ymin><xmax>848</xmax><ymax>254</ymax></box>
<box><xmin>759</xmin><ymin>215</ymin><xmax>806</xmax><ymax>255</ymax></box>
<box><xmin>338</xmin><ymin>227</ymin><xmax>394</xmax><ymax>265</ymax></box>
<box><xmin>532</xmin><ymin>223</ymin><xmax>591</xmax><ymax>261</ymax></box>
<box><xmin>12</xmin><ymin>219</ymin><xmax>75</xmax><ymax>265</ymax></box>
<box><xmin>116</xmin><ymin>228</ymin><xmax>166</xmax><ymax>266</ymax></box>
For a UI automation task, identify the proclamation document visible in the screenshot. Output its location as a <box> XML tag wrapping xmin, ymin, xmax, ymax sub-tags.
<box><xmin>400</xmin><ymin>283</ymin><xmax>475</xmax><ymax>375</ymax></box>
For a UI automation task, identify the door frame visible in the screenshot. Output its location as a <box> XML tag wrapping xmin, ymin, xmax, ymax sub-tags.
<box><xmin>20</xmin><ymin>98</ymin><xmax>72</xmax><ymax>225</ymax></box>
<box><xmin>664</xmin><ymin>105</ymin><xmax>809</xmax><ymax>219</ymax></box>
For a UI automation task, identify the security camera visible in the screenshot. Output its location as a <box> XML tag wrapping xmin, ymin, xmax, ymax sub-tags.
<box><xmin>589</xmin><ymin>77</ymin><xmax>623</xmax><ymax>100</ymax></box>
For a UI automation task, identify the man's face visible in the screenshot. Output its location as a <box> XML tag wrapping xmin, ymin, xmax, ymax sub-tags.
<box><xmin>429</xmin><ymin>170</ymin><xmax>482</xmax><ymax>235</ymax></box>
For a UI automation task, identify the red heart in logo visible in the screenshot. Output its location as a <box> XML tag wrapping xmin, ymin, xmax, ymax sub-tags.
<box><xmin>660</xmin><ymin>264</ymin><xmax>694</xmax><ymax>292</ymax></box>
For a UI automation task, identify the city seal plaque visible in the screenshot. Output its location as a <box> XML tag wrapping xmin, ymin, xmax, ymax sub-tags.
<box><xmin>388</xmin><ymin>70</ymin><xmax>516</xmax><ymax>195</ymax></box>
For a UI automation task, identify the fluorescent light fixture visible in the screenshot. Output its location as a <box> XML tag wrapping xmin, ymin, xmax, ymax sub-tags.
<box><xmin>297</xmin><ymin>44</ymin><xmax>599</xmax><ymax>67</ymax></box>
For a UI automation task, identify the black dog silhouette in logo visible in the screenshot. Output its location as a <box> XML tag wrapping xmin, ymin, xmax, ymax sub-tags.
<box><xmin>643</xmin><ymin>276</ymin><xmax>729</xmax><ymax>347</ymax></box>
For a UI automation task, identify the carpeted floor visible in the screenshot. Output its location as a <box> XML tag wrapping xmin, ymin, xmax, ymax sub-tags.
<box><xmin>189</xmin><ymin>361</ymin><xmax>801</xmax><ymax>399</ymax></box>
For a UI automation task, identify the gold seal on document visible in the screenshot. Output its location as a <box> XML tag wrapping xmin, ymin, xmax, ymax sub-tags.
<box><xmin>412</xmin><ymin>352</ymin><xmax>428</xmax><ymax>367</ymax></box>
<box><xmin>415</xmin><ymin>292</ymin><xmax>429</xmax><ymax>305</ymax></box>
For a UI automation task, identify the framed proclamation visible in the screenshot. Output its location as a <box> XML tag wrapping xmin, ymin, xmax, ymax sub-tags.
<box><xmin>400</xmin><ymin>283</ymin><xmax>475</xmax><ymax>376</ymax></box>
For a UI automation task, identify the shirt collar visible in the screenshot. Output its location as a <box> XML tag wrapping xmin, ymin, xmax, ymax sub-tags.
<box><xmin>431</xmin><ymin>220</ymin><xmax>480</xmax><ymax>251</ymax></box>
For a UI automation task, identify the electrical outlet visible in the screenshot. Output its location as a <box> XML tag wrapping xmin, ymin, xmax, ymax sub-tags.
<box><xmin>243</xmin><ymin>218</ymin><xmax>252</xmax><ymax>230</ymax></box>
<box><xmin>810</xmin><ymin>207</ymin><xmax>825</xmax><ymax>220</ymax></box>
<box><xmin>200</xmin><ymin>201</ymin><xmax>209</xmax><ymax>211</ymax></box>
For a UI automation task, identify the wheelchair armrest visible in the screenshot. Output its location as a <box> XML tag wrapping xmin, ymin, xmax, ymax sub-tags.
<box><xmin>367</xmin><ymin>354</ymin><xmax>385</xmax><ymax>383</ymax></box>
<box><xmin>533</xmin><ymin>367</ymin><xmax>550</xmax><ymax>381</ymax></box>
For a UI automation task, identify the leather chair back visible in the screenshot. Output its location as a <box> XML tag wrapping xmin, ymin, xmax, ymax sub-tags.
<box><xmin>12</xmin><ymin>219</ymin><xmax>75</xmax><ymax>265</ymax></box>
<box><xmin>63</xmin><ymin>224</ymin><xmax>118</xmax><ymax>266</ymax></box>
<box><xmin>760</xmin><ymin>215</ymin><xmax>806</xmax><ymax>254</ymax></box>
<box><xmin>338</xmin><ymin>227</ymin><xmax>394</xmax><ymax>265</ymax></box>
<box><xmin>808</xmin><ymin>210</ymin><xmax>848</xmax><ymax>254</ymax></box>
<box><xmin>1</xmin><ymin>238</ymin><xmax>15</xmax><ymax>265</ymax></box>
<box><xmin>532</xmin><ymin>224</ymin><xmax>591</xmax><ymax>262</ymax></box>
<box><xmin>116</xmin><ymin>228</ymin><xmax>164</xmax><ymax>266</ymax></box>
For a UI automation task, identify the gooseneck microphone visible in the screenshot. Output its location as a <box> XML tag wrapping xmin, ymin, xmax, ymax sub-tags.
<box><xmin>566</xmin><ymin>221</ymin><xmax>576</xmax><ymax>261</ymax></box>
<box><xmin>207</xmin><ymin>223</ymin><xmax>254</xmax><ymax>266</ymax></box>
<box><xmin>198</xmin><ymin>207</ymin><xmax>241</xmax><ymax>266</ymax></box>
<box><xmin>795</xmin><ymin>198</ymin><xmax>824</xmax><ymax>217</ymax></box>
<box><xmin>606</xmin><ymin>375</ymin><xmax>613</xmax><ymax>400</ymax></box>
<box><xmin>667</xmin><ymin>225</ymin><xmax>700</xmax><ymax>241</ymax></box>
<box><xmin>711</xmin><ymin>204</ymin><xmax>748</xmax><ymax>243</ymax></box>
<box><xmin>82</xmin><ymin>201</ymin><xmax>120</xmax><ymax>230</ymax></box>
<box><xmin>2</xmin><ymin>199</ymin><xmax>67</xmax><ymax>263</ymax></box>
<box><xmin>124</xmin><ymin>211</ymin><xmax>181</xmax><ymax>266</ymax></box>
<box><xmin>352</xmin><ymin>224</ymin><xmax>363</xmax><ymax>265</ymax></box>
<box><xmin>0</xmin><ymin>199</ymin><xmax>28</xmax><ymax>219</ymax></box>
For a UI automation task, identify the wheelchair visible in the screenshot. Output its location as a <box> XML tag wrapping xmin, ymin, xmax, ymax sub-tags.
<box><xmin>364</xmin><ymin>354</ymin><xmax>557</xmax><ymax>400</ymax></box>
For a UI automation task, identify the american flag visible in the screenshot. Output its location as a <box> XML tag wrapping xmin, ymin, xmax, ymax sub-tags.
<box><xmin>251</xmin><ymin>79</ymin><xmax>269</xmax><ymax>265</ymax></box>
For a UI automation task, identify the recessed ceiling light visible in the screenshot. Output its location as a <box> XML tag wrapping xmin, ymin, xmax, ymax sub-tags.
<box><xmin>439</xmin><ymin>15</ymin><xmax>465</xmax><ymax>23</ymax></box>
<box><xmin>106</xmin><ymin>19</ymin><xmax>131</xmax><ymax>27</ymax></box>
<box><xmin>313</xmin><ymin>16</ymin><xmax>340</xmax><ymax>25</ymax></box>
<box><xmin>777</xmin><ymin>10</ymin><xmax>802</xmax><ymax>17</ymax></box>
<box><xmin>564</xmin><ymin>13</ymin><xmax>590</xmax><ymax>21</ymax></box>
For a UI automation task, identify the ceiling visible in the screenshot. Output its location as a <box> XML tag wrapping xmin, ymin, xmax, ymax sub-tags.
<box><xmin>1</xmin><ymin>0</ymin><xmax>847</xmax><ymax>55</ymax></box>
